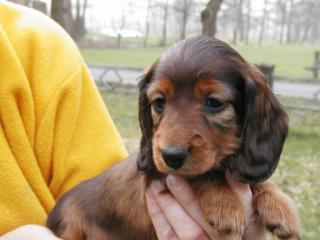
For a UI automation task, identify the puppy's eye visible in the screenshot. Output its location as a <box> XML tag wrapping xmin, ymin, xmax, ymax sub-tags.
<box><xmin>152</xmin><ymin>97</ymin><xmax>165</xmax><ymax>113</ymax></box>
<box><xmin>204</xmin><ymin>97</ymin><xmax>225</xmax><ymax>113</ymax></box>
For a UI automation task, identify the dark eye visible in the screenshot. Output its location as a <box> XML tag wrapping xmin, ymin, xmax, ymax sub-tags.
<box><xmin>152</xmin><ymin>97</ymin><xmax>165</xmax><ymax>113</ymax></box>
<box><xmin>204</xmin><ymin>97</ymin><xmax>225</xmax><ymax>113</ymax></box>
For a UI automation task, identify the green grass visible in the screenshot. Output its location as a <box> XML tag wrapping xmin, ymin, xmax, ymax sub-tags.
<box><xmin>82</xmin><ymin>47</ymin><xmax>164</xmax><ymax>69</ymax></box>
<box><xmin>233</xmin><ymin>44</ymin><xmax>317</xmax><ymax>79</ymax></box>
<box><xmin>82</xmin><ymin>43</ymin><xmax>319</xmax><ymax>80</ymax></box>
<box><xmin>271</xmin><ymin>97</ymin><xmax>320</xmax><ymax>239</ymax></box>
<box><xmin>100</xmin><ymin>91</ymin><xmax>320</xmax><ymax>239</ymax></box>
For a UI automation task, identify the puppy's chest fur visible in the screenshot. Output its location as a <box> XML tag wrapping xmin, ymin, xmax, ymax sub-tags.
<box><xmin>48</xmin><ymin>155</ymin><xmax>226</xmax><ymax>240</ymax></box>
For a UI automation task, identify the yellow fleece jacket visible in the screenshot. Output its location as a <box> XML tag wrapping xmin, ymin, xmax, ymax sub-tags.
<box><xmin>0</xmin><ymin>2</ymin><xmax>127</xmax><ymax>234</ymax></box>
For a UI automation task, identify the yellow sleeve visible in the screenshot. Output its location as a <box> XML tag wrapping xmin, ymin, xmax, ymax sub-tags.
<box><xmin>0</xmin><ymin>2</ymin><xmax>127</xmax><ymax>234</ymax></box>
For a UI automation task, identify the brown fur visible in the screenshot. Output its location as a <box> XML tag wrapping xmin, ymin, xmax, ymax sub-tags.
<box><xmin>47</xmin><ymin>37</ymin><xmax>301</xmax><ymax>239</ymax></box>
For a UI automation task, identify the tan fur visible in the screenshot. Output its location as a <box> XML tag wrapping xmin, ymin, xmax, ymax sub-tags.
<box><xmin>252</xmin><ymin>182</ymin><xmax>301</xmax><ymax>239</ymax></box>
<box><xmin>150</xmin><ymin>77</ymin><xmax>240</xmax><ymax>177</ymax></box>
<box><xmin>192</xmin><ymin>176</ymin><xmax>246</xmax><ymax>238</ymax></box>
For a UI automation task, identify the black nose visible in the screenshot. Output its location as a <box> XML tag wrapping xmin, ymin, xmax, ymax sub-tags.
<box><xmin>161</xmin><ymin>147</ymin><xmax>189</xmax><ymax>169</ymax></box>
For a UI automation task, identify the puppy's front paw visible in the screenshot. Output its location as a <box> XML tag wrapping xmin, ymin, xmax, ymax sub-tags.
<box><xmin>252</xmin><ymin>183</ymin><xmax>301</xmax><ymax>240</ymax></box>
<box><xmin>199</xmin><ymin>186</ymin><xmax>246</xmax><ymax>238</ymax></box>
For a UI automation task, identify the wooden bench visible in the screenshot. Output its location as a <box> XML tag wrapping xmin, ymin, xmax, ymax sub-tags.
<box><xmin>256</xmin><ymin>64</ymin><xmax>275</xmax><ymax>88</ymax></box>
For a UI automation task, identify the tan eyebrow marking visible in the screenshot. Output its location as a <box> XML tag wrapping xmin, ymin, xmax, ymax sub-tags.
<box><xmin>194</xmin><ymin>78</ymin><xmax>234</xmax><ymax>102</ymax></box>
<box><xmin>147</xmin><ymin>77</ymin><xmax>174</xmax><ymax>101</ymax></box>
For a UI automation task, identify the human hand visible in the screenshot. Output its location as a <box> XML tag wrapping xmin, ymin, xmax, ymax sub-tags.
<box><xmin>146</xmin><ymin>172</ymin><xmax>266</xmax><ymax>240</ymax></box>
<box><xmin>0</xmin><ymin>224</ymin><xmax>61</xmax><ymax>240</ymax></box>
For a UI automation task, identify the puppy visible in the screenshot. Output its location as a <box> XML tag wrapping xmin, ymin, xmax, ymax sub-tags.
<box><xmin>47</xmin><ymin>36</ymin><xmax>301</xmax><ymax>240</ymax></box>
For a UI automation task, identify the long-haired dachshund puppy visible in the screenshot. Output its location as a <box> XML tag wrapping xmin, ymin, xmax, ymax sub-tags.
<box><xmin>47</xmin><ymin>36</ymin><xmax>301</xmax><ymax>240</ymax></box>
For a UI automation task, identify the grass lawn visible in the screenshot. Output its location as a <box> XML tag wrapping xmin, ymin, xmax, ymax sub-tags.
<box><xmin>100</xmin><ymin>91</ymin><xmax>320</xmax><ymax>239</ymax></box>
<box><xmin>82</xmin><ymin>47</ymin><xmax>164</xmax><ymax>69</ymax></box>
<box><xmin>81</xmin><ymin>43</ymin><xmax>319</xmax><ymax>80</ymax></box>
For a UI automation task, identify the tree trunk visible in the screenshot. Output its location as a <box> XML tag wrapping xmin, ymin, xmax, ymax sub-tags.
<box><xmin>278</xmin><ymin>1</ymin><xmax>287</xmax><ymax>44</ymax></box>
<box><xmin>51</xmin><ymin>0</ymin><xmax>74</xmax><ymax>37</ymax></box>
<box><xmin>73</xmin><ymin>0</ymin><xmax>88</xmax><ymax>41</ymax></box>
<box><xmin>160</xmin><ymin>0</ymin><xmax>169</xmax><ymax>46</ymax></box>
<box><xmin>117</xmin><ymin>33</ymin><xmax>122</xmax><ymax>49</ymax></box>
<box><xmin>232</xmin><ymin>29</ymin><xmax>237</xmax><ymax>45</ymax></box>
<box><xmin>244</xmin><ymin>0</ymin><xmax>251</xmax><ymax>45</ymax></box>
<box><xmin>51</xmin><ymin>0</ymin><xmax>87</xmax><ymax>41</ymax></box>
<box><xmin>300</xmin><ymin>1</ymin><xmax>315</xmax><ymax>44</ymax></box>
<box><xmin>178</xmin><ymin>0</ymin><xmax>189</xmax><ymax>40</ymax></box>
<box><xmin>232</xmin><ymin>0</ymin><xmax>238</xmax><ymax>45</ymax></box>
<box><xmin>286</xmin><ymin>0</ymin><xmax>294</xmax><ymax>44</ymax></box>
<box><xmin>32</xmin><ymin>1</ymin><xmax>47</xmax><ymax>14</ymax></box>
<box><xmin>201</xmin><ymin>0</ymin><xmax>223</xmax><ymax>37</ymax></box>
<box><xmin>258</xmin><ymin>0</ymin><xmax>268</xmax><ymax>46</ymax></box>
<box><xmin>310</xmin><ymin>2</ymin><xmax>320</xmax><ymax>43</ymax></box>
<box><xmin>8</xmin><ymin>0</ymin><xmax>30</xmax><ymax>5</ymax></box>
<box><xmin>116</xmin><ymin>12</ymin><xmax>126</xmax><ymax>48</ymax></box>
<box><xmin>180</xmin><ymin>7</ymin><xmax>188</xmax><ymax>40</ymax></box>
<box><xmin>143</xmin><ymin>0</ymin><xmax>152</xmax><ymax>48</ymax></box>
<box><xmin>238</xmin><ymin>0</ymin><xmax>244</xmax><ymax>42</ymax></box>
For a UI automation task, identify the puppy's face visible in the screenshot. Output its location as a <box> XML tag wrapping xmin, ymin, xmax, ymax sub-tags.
<box><xmin>147</xmin><ymin>76</ymin><xmax>240</xmax><ymax>176</ymax></box>
<box><xmin>138</xmin><ymin>36</ymin><xmax>288</xmax><ymax>183</ymax></box>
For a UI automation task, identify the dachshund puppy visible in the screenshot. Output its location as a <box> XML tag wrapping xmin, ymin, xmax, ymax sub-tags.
<box><xmin>47</xmin><ymin>36</ymin><xmax>301</xmax><ymax>240</ymax></box>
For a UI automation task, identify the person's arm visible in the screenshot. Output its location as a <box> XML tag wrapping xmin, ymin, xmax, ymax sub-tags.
<box><xmin>39</xmin><ymin>64</ymin><xmax>128</xmax><ymax>199</ymax></box>
<box><xmin>146</xmin><ymin>173</ymin><xmax>266</xmax><ymax>240</ymax></box>
<box><xmin>0</xmin><ymin>2</ymin><xmax>127</xmax><ymax>233</ymax></box>
<box><xmin>0</xmin><ymin>225</ymin><xmax>61</xmax><ymax>240</ymax></box>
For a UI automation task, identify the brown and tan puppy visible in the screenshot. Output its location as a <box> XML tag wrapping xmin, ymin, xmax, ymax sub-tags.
<box><xmin>47</xmin><ymin>36</ymin><xmax>301</xmax><ymax>240</ymax></box>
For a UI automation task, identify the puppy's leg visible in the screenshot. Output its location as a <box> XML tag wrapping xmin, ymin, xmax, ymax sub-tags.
<box><xmin>193</xmin><ymin>176</ymin><xmax>246</xmax><ymax>238</ymax></box>
<box><xmin>252</xmin><ymin>181</ymin><xmax>301</xmax><ymax>240</ymax></box>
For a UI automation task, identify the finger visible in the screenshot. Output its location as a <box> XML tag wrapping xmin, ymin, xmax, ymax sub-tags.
<box><xmin>225</xmin><ymin>171</ymin><xmax>254</xmax><ymax>222</ymax></box>
<box><xmin>166</xmin><ymin>175</ymin><xmax>218</xmax><ymax>238</ymax></box>
<box><xmin>150</xmin><ymin>180</ymin><xmax>209</xmax><ymax>240</ymax></box>
<box><xmin>146</xmin><ymin>188</ymin><xmax>178</xmax><ymax>240</ymax></box>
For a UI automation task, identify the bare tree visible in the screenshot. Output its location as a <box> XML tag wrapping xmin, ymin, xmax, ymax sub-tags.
<box><xmin>286</xmin><ymin>0</ymin><xmax>294</xmax><ymax>44</ymax></box>
<box><xmin>32</xmin><ymin>1</ymin><xmax>48</xmax><ymax>14</ymax></box>
<box><xmin>157</xmin><ymin>0</ymin><xmax>170</xmax><ymax>46</ymax></box>
<box><xmin>8</xmin><ymin>0</ymin><xmax>30</xmax><ymax>5</ymax></box>
<box><xmin>73</xmin><ymin>0</ymin><xmax>88</xmax><ymax>41</ymax></box>
<box><xmin>51</xmin><ymin>0</ymin><xmax>74</xmax><ymax>37</ymax></box>
<box><xmin>238</xmin><ymin>0</ymin><xmax>244</xmax><ymax>42</ymax></box>
<box><xmin>275</xmin><ymin>0</ymin><xmax>287</xmax><ymax>44</ymax></box>
<box><xmin>309</xmin><ymin>1</ymin><xmax>320</xmax><ymax>43</ymax></box>
<box><xmin>111</xmin><ymin>10</ymin><xmax>126</xmax><ymax>48</ymax></box>
<box><xmin>299</xmin><ymin>0</ymin><xmax>319</xmax><ymax>43</ymax></box>
<box><xmin>244</xmin><ymin>0</ymin><xmax>251</xmax><ymax>45</ymax></box>
<box><xmin>258</xmin><ymin>0</ymin><xmax>268</xmax><ymax>46</ymax></box>
<box><xmin>201</xmin><ymin>0</ymin><xmax>223</xmax><ymax>37</ymax></box>
<box><xmin>143</xmin><ymin>0</ymin><xmax>152</xmax><ymax>48</ymax></box>
<box><xmin>174</xmin><ymin>0</ymin><xmax>194</xmax><ymax>40</ymax></box>
<box><xmin>215</xmin><ymin>0</ymin><xmax>319</xmax><ymax>44</ymax></box>
<box><xmin>231</xmin><ymin>0</ymin><xmax>244</xmax><ymax>44</ymax></box>
<box><xmin>51</xmin><ymin>0</ymin><xmax>88</xmax><ymax>41</ymax></box>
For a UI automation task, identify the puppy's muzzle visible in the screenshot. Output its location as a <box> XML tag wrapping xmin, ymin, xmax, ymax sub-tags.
<box><xmin>161</xmin><ymin>146</ymin><xmax>189</xmax><ymax>169</ymax></box>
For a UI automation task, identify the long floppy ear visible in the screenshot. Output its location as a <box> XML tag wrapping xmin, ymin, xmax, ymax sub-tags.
<box><xmin>136</xmin><ymin>63</ymin><xmax>159</xmax><ymax>177</ymax></box>
<box><xmin>227</xmin><ymin>64</ymin><xmax>288</xmax><ymax>184</ymax></box>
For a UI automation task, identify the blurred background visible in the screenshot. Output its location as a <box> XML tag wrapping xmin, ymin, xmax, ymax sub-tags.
<box><xmin>7</xmin><ymin>0</ymin><xmax>320</xmax><ymax>238</ymax></box>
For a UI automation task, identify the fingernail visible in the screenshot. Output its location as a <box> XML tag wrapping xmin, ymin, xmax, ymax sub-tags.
<box><xmin>151</xmin><ymin>180</ymin><xmax>165</xmax><ymax>192</ymax></box>
<box><xmin>166</xmin><ymin>175</ymin><xmax>184</xmax><ymax>188</ymax></box>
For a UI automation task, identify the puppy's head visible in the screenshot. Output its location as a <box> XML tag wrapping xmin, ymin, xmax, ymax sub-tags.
<box><xmin>137</xmin><ymin>36</ymin><xmax>288</xmax><ymax>184</ymax></box>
